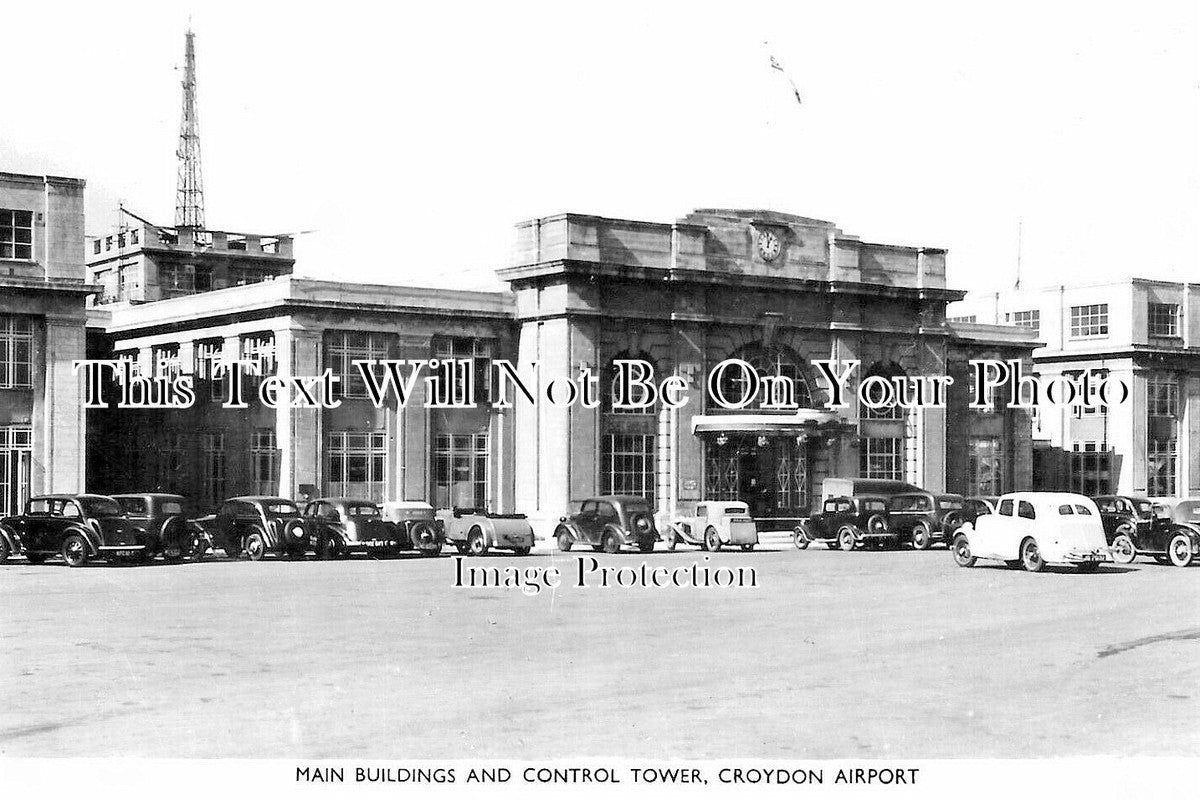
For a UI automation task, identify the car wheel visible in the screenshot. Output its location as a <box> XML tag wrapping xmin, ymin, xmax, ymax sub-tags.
<box><xmin>666</xmin><ymin>528</ymin><xmax>679</xmax><ymax>551</ymax></box>
<box><xmin>62</xmin><ymin>534</ymin><xmax>89</xmax><ymax>568</ymax></box>
<box><xmin>512</xmin><ymin>546</ymin><xmax>531</xmax><ymax>556</ymax></box>
<box><xmin>555</xmin><ymin>528</ymin><xmax>573</xmax><ymax>553</ymax></box>
<box><xmin>162</xmin><ymin>543</ymin><xmax>184</xmax><ymax>563</ymax></box>
<box><xmin>951</xmin><ymin>533</ymin><xmax>976</xmax><ymax>567</ymax></box>
<box><xmin>740</xmin><ymin>543</ymin><xmax>755</xmax><ymax>552</ymax></box>
<box><xmin>1110</xmin><ymin>533</ymin><xmax>1136</xmax><ymax>565</ymax></box>
<box><xmin>793</xmin><ymin>527</ymin><xmax>810</xmax><ymax>550</ymax></box>
<box><xmin>601</xmin><ymin>530</ymin><xmax>621</xmax><ymax>554</ymax></box>
<box><xmin>911</xmin><ymin>523</ymin><xmax>932</xmax><ymax>551</ymax></box>
<box><xmin>318</xmin><ymin>537</ymin><xmax>340</xmax><ymax>561</ymax></box>
<box><xmin>704</xmin><ymin>527</ymin><xmax>721</xmax><ymax>552</ymax></box>
<box><xmin>467</xmin><ymin>528</ymin><xmax>488</xmax><ymax>556</ymax></box>
<box><xmin>1167</xmin><ymin>534</ymin><xmax>1194</xmax><ymax>567</ymax></box>
<box><xmin>0</xmin><ymin>537</ymin><xmax>10</xmax><ymax>564</ymax></box>
<box><xmin>245</xmin><ymin>533</ymin><xmax>266</xmax><ymax>562</ymax></box>
<box><xmin>1020</xmin><ymin>537</ymin><xmax>1045</xmax><ymax>573</ymax></box>
<box><xmin>837</xmin><ymin>527</ymin><xmax>855</xmax><ymax>552</ymax></box>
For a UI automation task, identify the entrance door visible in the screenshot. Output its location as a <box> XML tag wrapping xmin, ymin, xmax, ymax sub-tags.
<box><xmin>703</xmin><ymin>433</ymin><xmax>808</xmax><ymax>521</ymax></box>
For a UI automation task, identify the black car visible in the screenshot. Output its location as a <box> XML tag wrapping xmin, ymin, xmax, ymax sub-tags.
<box><xmin>555</xmin><ymin>495</ymin><xmax>658</xmax><ymax>553</ymax></box>
<box><xmin>962</xmin><ymin>496</ymin><xmax>999</xmax><ymax>526</ymax></box>
<box><xmin>0</xmin><ymin>494</ymin><xmax>147</xmax><ymax>567</ymax></box>
<box><xmin>1108</xmin><ymin>497</ymin><xmax>1200</xmax><ymax>567</ymax></box>
<box><xmin>886</xmin><ymin>492</ymin><xmax>966</xmax><ymax>549</ymax></box>
<box><xmin>300</xmin><ymin>498</ymin><xmax>403</xmax><ymax>559</ymax></box>
<box><xmin>795</xmin><ymin>495</ymin><xmax>892</xmax><ymax>551</ymax></box>
<box><xmin>1093</xmin><ymin>495</ymin><xmax>1155</xmax><ymax>545</ymax></box>
<box><xmin>194</xmin><ymin>496</ymin><xmax>308</xmax><ymax>561</ymax></box>
<box><xmin>113</xmin><ymin>493</ymin><xmax>211</xmax><ymax>562</ymax></box>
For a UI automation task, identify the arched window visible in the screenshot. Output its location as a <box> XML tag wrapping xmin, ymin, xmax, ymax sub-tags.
<box><xmin>861</xmin><ymin>360</ymin><xmax>906</xmax><ymax>420</ymax></box>
<box><xmin>715</xmin><ymin>343</ymin><xmax>814</xmax><ymax>411</ymax></box>
<box><xmin>604</xmin><ymin>351</ymin><xmax>658</xmax><ymax>414</ymax></box>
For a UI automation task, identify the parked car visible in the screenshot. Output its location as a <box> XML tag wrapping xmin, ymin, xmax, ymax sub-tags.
<box><xmin>818</xmin><ymin>477</ymin><xmax>922</xmax><ymax>502</ymax></box>
<box><xmin>887</xmin><ymin>492</ymin><xmax>966</xmax><ymax>550</ymax></box>
<box><xmin>952</xmin><ymin>492</ymin><xmax>1110</xmax><ymax>573</ymax></box>
<box><xmin>112</xmin><ymin>493</ymin><xmax>211</xmax><ymax>562</ymax></box>
<box><xmin>300</xmin><ymin>497</ymin><xmax>403</xmax><ymax>559</ymax></box>
<box><xmin>380</xmin><ymin>501</ymin><xmax>444</xmax><ymax>556</ymax></box>
<box><xmin>794</xmin><ymin>495</ymin><xmax>892</xmax><ymax>551</ymax></box>
<box><xmin>1093</xmin><ymin>495</ymin><xmax>1156</xmax><ymax>546</ymax></box>
<box><xmin>667</xmin><ymin>501</ymin><xmax>759</xmax><ymax>552</ymax></box>
<box><xmin>0</xmin><ymin>494</ymin><xmax>148</xmax><ymax>567</ymax></box>
<box><xmin>438</xmin><ymin>508</ymin><xmax>534</xmax><ymax>556</ymax></box>
<box><xmin>195</xmin><ymin>496</ymin><xmax>308</xmax><ymax>561</ymax></box>
<box><xmin>963</xmin><ymin>496</ymin><xmax>999</xmax><ymax>525</ymax></box>
<box><xmin>1108</xmin><ymin>497</ymin><xmax>1200</xmax><ymax>567</ymax></box>
<box><xmin>555</xmin><ymin>495</ymin><xmax>658</xmax><ymax>554</ymax></box>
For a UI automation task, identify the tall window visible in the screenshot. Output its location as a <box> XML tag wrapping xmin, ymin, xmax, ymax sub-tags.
<box><xmin>0</xmin><ymin>209</ymin><xmax>33</xmax><ymax>260</ymax></box>
<box><xmin>200</xmin><ymin>433</ymin><xmax>226</xmax><ymax>510</ymax></box>
<box><xmin>1147</xmin><ymin>373</ymin><xmax>1179</xmax><ymax>417</ymax></box>
<box><xmin>115</xmin><ymin>350</ymin><xmax>141</xmax><ymax>378</ymax></box>
<box><xmin>1148</xmin><ymin>438</ymin><xmax>1177</xmax><ymax>497</ymax></box>
<box><xmin>602</xmin><ymin>433</ymin><xmax>655</xmax><ymax>504</ymax></box>
<box><xmin>861</xmin><ymin>361</ymin><xmax>906</xmax><ymax>420</ymax></box>
<box><xmin>0</xmin><ymin>315</ymin><xmax>34</xmax><ymax>389</ymax></box>
<box><xmin>328</xmin><ymin>431</ymin><xmax>387</xmax><ymax>501</ymax></box>
<box><xmin>326</xmin><ymin>331</ymin><xmax>394</xmax><ymax>399</ymax></box>
<box><xmin>251</xmin><ymin>428</ymin><xmax>279</xmax><ymax>495</ymax></box>
<box><xmin>604</xmin><ymin>350</ymin><xmax>657</xmax><ymax>414</ymax></box>
<box><xmin>1</xmin><ymin>425</ymin><xmax>32</xmax><ymax>516</ymax></box>
<box><xmin>860</xmin><ymin>437</ymin><xmax>903</xmax><ymax>480</ymax></box>
<box><xmin>1006</xmin><ymin>309</ymin><xmax>1040</xmax><ymax>336</ymax></box>
<box><xmin>240</xmin><ymin>333</ymin><xmax>276</xmax><ymax>384</ymax></box>
<box><xmin>968</xmin><ymin>437</ymin><xmax>1005</xmax><ymax>495</ymax></box>
<box><xmin>1070</xmin><ymin>442</ymin><xmax>1113</xmax><ymax>496</ymax></box>
<box><xmin>1148</xmin><ymin>303</ymin><xmax>1180</xmax><ymax>338</ymax></box>
<box><xmin>1070</xmin><ymin>304</ymin><xmax>1108</xmax><ymax>338</ymax></box>
<box><xmin>433</xmin><ymin>336</ymin><xmax>495</xmax><ymax>401</ymax></box>
<box><xmin>155</xmin><ymin>433</ymin><xmax>185</xmax><ymax>493</ymax></box>
<box><xmin>432</xmin><ymin>433</ymin><xmax>489</xmax><ymax>509</ymax></box>
<box><xmin>195</xmin><ymin>339</ymin><xmax>224</xmax><ymax>401</ymax></box>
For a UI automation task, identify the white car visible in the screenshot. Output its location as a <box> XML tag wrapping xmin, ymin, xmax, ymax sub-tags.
<box><xmin>951</xmin><ymin>492</ymin><xmax>1111</xmax><ymax>573</ymax></box>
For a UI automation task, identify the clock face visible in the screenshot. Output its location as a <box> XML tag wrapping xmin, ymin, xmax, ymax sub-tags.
<box><xmin>758</xmin><ymin>230</ymin><xmax>781</xmax><ymax>262</ymax></box>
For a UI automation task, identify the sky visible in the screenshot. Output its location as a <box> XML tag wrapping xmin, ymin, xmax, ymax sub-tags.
<box><xmin>2</xmin><ymin>0</ymin><xmax>1196</xmax><ymax>293</ymax></box>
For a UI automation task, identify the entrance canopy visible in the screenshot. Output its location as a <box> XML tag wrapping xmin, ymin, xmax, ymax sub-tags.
<box><xmin>690</xmin><ymin>411</ymin><xmax>853</xmax><ymax>435</ymax></box>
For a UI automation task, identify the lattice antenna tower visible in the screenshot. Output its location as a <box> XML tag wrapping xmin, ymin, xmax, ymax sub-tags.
<box><xmin>175</xmin><ymin>28</ymin><xmax>205</xmax><ymax>235</ymax></box>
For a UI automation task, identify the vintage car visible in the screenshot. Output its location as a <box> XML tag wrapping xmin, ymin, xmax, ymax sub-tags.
<box><xmin>195</xmin><ymin>496</ymin><xmax>309</xmax><ymax>561</ymax></box>
<box><xmin>0</xmin><ymin>494</ymin><xmax>148</xmax><ymax>567</ymax></box>
<box><xmin>112</xmin><ymin>493</ymin><xmax>211</xmax><ymax>562</ymax></box>
<box><xmin>952</xmin><ymin>492</ymin><xmax>1110</xmax><ymax>572</ymax></box>
<box><xmin>887</xmin><ymin>492</ymin><xmax>966</xmax><ymax>550</ymax></box>
<box><xmin>299</xmin><ymin>497</ymin><xmax>403</xmax><ymax>559</ymax></box>
<box><xmin>437</xmin><ymin>508</ymin><xmax>534</xmax><ymax>556</ymax></box>
<box><xmin>666</xmin><ymin>501</ymin><xmax>759</xmax><ymax>552</ymax></box>
<box><xmin>380</xmin><ymin>500</ymin><xmax>444</xmax><ymax>556</ymax></box>
<box><xmin>1108</xmin><ymin>497</ymin><xmax>1200</xmax><ymax>567</ymax></box>
<box><xmin>962</xmin><ymin>496</ymin><xmax>999</xmax><ymax>525</ymax></box>
<box><xmin>555</xmin><ymin>495</ymin><xmax>658</xmax><ymax>554</ymax></box>
<box><xmin>1093</xmin><ymin>495</ymin><xmax>1156</xmax><ymax>545</ymax></box>
<box><xmin>794</xmin><ymin>495</ymin><xmax>892</xmax><ymax>551</ymax></box>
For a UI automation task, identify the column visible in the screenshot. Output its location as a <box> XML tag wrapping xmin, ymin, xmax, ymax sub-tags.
<box><xmin>274</xmin><ymin>327</ymin><xmax>323</xmax><ymax>499</ymax></box>
<box><xmin>40</xmin><ymin>317</ymin><xmax>87</xmax><ymax>493</ymax></box>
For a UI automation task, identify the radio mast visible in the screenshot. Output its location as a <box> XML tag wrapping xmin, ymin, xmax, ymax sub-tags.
<box><xmin>175</xmin><ymin>28</ymin><xmax>206</xmax><ymax>237</ymax></box>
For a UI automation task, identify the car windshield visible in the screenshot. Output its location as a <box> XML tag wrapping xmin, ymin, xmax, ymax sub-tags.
<box><xmin>623</xmin><ymin>502</ymin><xmax>651</xmax><ymax>515</ymax></box>
<box><xmin>264</xmin><ymin>501</ymin><xmax>299</xmax><ymax>516</ymax></box>
<box><xmin>346</xmin><ymin>504</ymin><xmax>380</xmax><ymax>517</ymax></box>
<box><xmin>937</xmin><ymin>497</ymin><xmax>964</xmax><ymax>510</ymax></box>
<box><xmin>1134</xmin><ymin>500</ymin><xmax>1153</xmax><ymax>515</ymax></box>
<box><xmin>80</xmin><ymin>497</ymin><xmax>123</xmax><ymax>517</ymax></box>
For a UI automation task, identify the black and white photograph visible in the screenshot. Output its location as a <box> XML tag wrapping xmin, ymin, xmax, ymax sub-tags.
<box><xmin>1</xmin><ymin>1</ymin><xmax>1197</xmax><ymax>797</ymax></box>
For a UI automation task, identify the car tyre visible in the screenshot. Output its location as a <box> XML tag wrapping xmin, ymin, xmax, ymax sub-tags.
<box><xmin>245</xmin><ymin>532</ymin><xmax>267</xmax><ymax>562</ymax></box>
<box><xmin>1020</xmin><ymin>537</ymin><xmax>1045</xmax><ymax>573</ymax></box>
<box><xmin>951</xmin><ymin>533</ymin><xmax>976</xmax><ymax>568</ymax></box>
<box><xmin>62</xmin><ymin>534</ymin><xmax>89</xmax><ymax>568</ymax></box>
<box><xmin>793</xmin><ymin>527</ymin><xmax>810</xmax><ymax>550</ymax></box>
<box><xmin>555</xmin><ymin>528</ymin><xmax>573</xmax><ymax>552</ymax></box>
<box><xmin>512</xmin><ymin>546</ymin><xmax>531</xmax><ymax>556</ymax></box>
<box><xmin>468</xmin><ymin>527</ymin><xmax>488</xmax><ymax>556</ymax></box>
<box><xmin>740</xmin><ymin>543</ymin><xmax>755</xmax><ymax>552</ymax></box>
<box><xmin>162</xmin><ymin>543</ymin><xmax>184</xmax><ymax>563</ymax></box>
<box><xmin>837</xmin><ymin>527</ymin><xmax>856</xmax><ymax>552</ymax></box>
<box><xmin>601</xmin><ymin>530</ymin><xmax>621</xmax><ymax>554</ymax></box>
<box><xmin>0</xmin><ymin>536</ymin><xmax>10</xmax><ymax>564</ymax></box>
<box><xmin>1167</xmin><ymin>533</ymin><xmax>1194</xmax><ymax>567</ymax></box>
<box><xmin>704</xmin><ymin>527</ymin><xmax>722</xmax><ymax>552</ymax></box>
<box><xmin>911</xmin><ymin>522</ymin><xmax>932</xmax><ymax>551</ymax></box>
<box><xmin>665</xmin><ymin>528</ymin><xmax>679</xmax><ymax>551</ymax></box>
<box><xmin>318</xmin><ymin>536</ymin><xmax>340</xmax><ymax>561</ymax></box>
<box><xmin>1110</xmin><ymin>533</ymin><xmax>1136</xmax><ymax>565</ymax></box>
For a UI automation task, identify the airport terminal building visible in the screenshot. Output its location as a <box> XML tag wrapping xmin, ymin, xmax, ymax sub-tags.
<box><xmin>84</xmin><ymin>208</ymin><xmax>1039</xmax><ymax>534</ymax></box>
